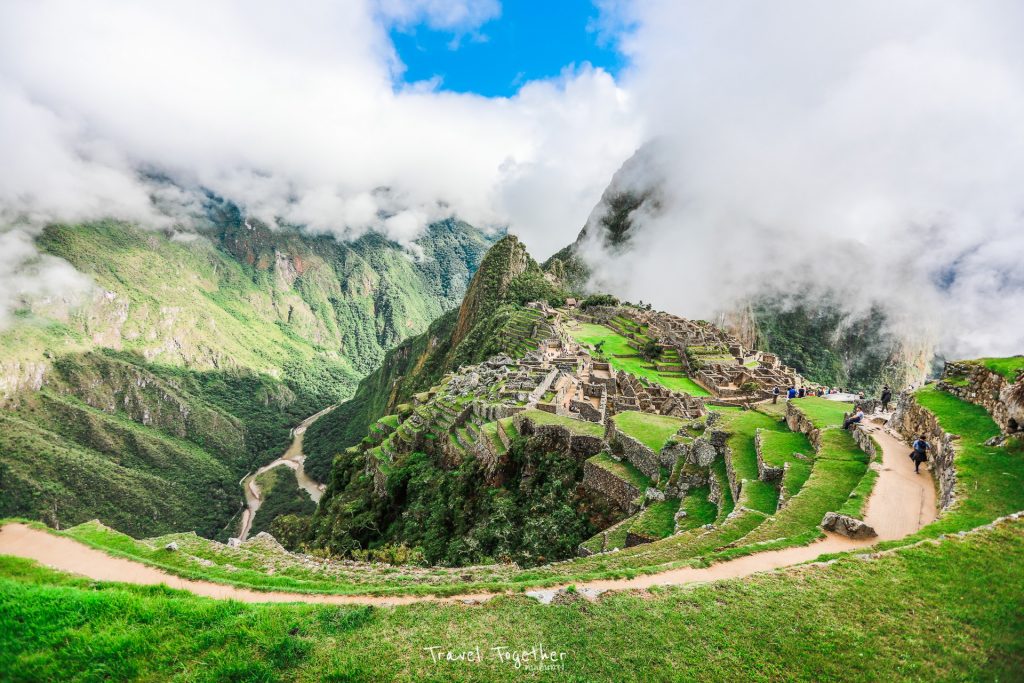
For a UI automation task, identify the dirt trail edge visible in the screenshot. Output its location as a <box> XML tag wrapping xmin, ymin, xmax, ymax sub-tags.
<box><xmin>0</xmin><ymin>421</ymin><xmax>937</xmax><ymax>607</ymax></box>
<box><xmin>237</xmin><ymin>405</ymin><xmax>335</xmax><ymax>541</ymax></box>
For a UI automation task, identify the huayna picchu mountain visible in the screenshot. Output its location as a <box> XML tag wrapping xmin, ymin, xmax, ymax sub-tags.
<box><xmin>0</xmin><ymin>213</ymin><xmax>495</xmax><ymax>538</ymax></box>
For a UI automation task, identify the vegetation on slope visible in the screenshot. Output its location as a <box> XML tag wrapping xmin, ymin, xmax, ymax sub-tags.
<box><xmin>304</xmin><ymin>235</ymin><xmax>567</xmax><ymax>477</ymax></box>
<box><xmin>2</xmin><ymin>517</ymin><xmax>1022</xmax><ymax>681</ymax></box>
<box><xmin>0</xmin><ymin>217</ymin><xmax>493</xmax><ymax>538</ymax></box>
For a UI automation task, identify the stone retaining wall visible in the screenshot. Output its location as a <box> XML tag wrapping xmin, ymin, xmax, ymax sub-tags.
<box><xmin>940</xmin><ymin>361</ymin><xmax>1023</xmax><ymax>435</ymax></box>
<box><xmin>785</xmin><ymin>401</ymin><xmax>823</xmax><ymax>452</ymax></box>
<box><xmin>889</xmin><ymin>392</ymin><xmax>958</xmax><ymax>510</ymax></box>
<box><xmin>753</xmin><ymin>429</ymin><xmax>784</xmax><ymax>482</ymax></box>
<box><xmin>582</xmin><ymin>460</ymin><xmax>641</xmax><ymax>512</ymax></box>
<box><xmin>607</xmin><ymin>421</ymin><xmax>660</xmax><ymax>479</ymax></box>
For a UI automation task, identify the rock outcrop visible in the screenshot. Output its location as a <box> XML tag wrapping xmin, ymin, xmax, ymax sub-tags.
<box><xmin>821</xmin><ymin>512</ymin><xmax>877</xmax><ymax>539</ymax></box>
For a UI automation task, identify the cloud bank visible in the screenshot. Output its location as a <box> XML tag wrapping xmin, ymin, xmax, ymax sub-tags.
<box><xmin>580</xmin><ymin>0</ymin><xmax>1024</xmax><ymax>359</ymax></box>
<box><xmin>2</xmin><ymin>0</ymin><xmax>1022</xmax><ymax>361</ymax></box>
<box><xmin>0</xmin><ymin>0</ymin><xmax>638</xmax><ymax>250</ymax></box>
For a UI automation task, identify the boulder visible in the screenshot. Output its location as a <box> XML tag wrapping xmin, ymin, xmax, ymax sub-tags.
<box><xmin>821</xmin><ymin>512</ymin><xmax>877</xmax><ymax>539</ymax></box>
<box><xmin>164</xmin><ymin>541</ymin><xmax>179</xmax><ymax>551</ymax></box>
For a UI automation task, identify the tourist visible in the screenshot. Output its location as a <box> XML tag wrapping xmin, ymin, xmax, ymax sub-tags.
<box><xmin>880</xmin><ymin>386</ymin><xmax>892</xmax><ymax>412</ymax></box>
<box><xmin>843</xmin><ymin>407</ymin><xmax>865</xmax><ymax>430</ymax></box>
<box><xmin>911</xmin><ymin>435</ymin><xmax>931</xmax><ymax>473</ymax></box>
<box><xmin>772</xmin><ymin>386</ymin><xmax>780</xmax><ymax>404</ymax></box>
<box><xmin>787</xmin><ymin>386</ymin><xmax>797</xmax><ymax>400</ymax></box>
<box><xmin>798</xmin><ymin>386</ymin><xmax>806</xmax><ymax>398</ymax></box>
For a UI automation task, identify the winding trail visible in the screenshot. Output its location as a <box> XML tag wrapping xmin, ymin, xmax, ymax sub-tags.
<box><xmin>0</xmin><ymin>419</ymin><xmax>937</xmax><ymax>607</ymax></box>
<box><xmin>237</xmin><ymin>405</ymin><xmax>335</xmax><ymax>541</ymax></box>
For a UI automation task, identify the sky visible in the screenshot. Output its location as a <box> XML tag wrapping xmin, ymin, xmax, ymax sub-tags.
<box><xmin>391</xmin><ymin>0</ymin><xmax>625</xmax><ymax>96</ymax></box>
<box><xmin>1</xmin><ymin>0</ymin><xmax>1023</xmax><ymax>359</ymax></box>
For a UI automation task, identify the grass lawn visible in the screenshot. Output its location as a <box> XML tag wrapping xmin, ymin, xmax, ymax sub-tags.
<box><xmin>2</xmin><ymin>519</ymin><xmax>1023</xmax><ymax>682</ymax></box>
<box><xmin>886</xmin><ymin>386</ymin><xmax>1024</xmax><ymax>540</ymax></box>
<box><xmin>567</xmin><ymin>323</ymin><xmax>710</xmax><ymax>396</ymax></box>
<box><xmin>629</xmin><ymin>499</ymin><xmax>681</xmax><ymax>540</ymax></box>
<box><xmin>791</xmin><ymin>397</ymin><xmax>854</xmax><ymax>428</ymax></box>
<box><xmin>587</xmin><ymin>452</ymin><xmax>650</xmax><ymax>492</ymax></box>
<box><xmin>719</xmin><ymin>410</ymin><xmax>786</xmax><ymax>515</ymax></box>
<box><xmin>519</xmin><ymin>409</ymin><xmax>605</xmax><ymax>438</ymax></box>
<box><xmin>612</xmin><ymin>411</ymin><xmax>683</xmax><ymax>452</ymax></box>
<box><xmin>974</xmin><ymin>356</ymin><xmax>1024</xmax><ymax>382</ymax></box>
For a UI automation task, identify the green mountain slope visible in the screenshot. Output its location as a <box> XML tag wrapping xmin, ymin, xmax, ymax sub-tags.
<box><xmin>0</xmin><ymin>216</ymin><xmax>494</xmax><ymax>537</ymax></box>
<box><xmin>303</xmin><ymin>235</ymin><xmax>564</xmax><ymax>479</ymax></box>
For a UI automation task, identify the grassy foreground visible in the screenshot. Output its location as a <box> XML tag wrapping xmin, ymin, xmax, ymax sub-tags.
<box><xmin>1</xmin><ymin>518</ymin><xmax>1022</xmax><ymax>682</ymax></box>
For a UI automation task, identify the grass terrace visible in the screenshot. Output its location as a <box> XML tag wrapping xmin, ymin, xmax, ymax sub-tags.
<box><xmin>518</xmin><ymin>409</ymin><xmax>605</xmax><ymax>438</ymax></box>
<box><xmin>612</xmin><ymin>411</ymin><xmax>684</xmax><ymax>453</ymax></box>
<box><xmin>974</xmin><ymin>356</ymin><xmax>1024</xmax><ymax>382</ymax></box>
<box><xmin>568</xmin><ymin>322</ymin><xmax>710</xmax><ymax>396</ymax></box>
<box><xmin>587</xmin><ymin>452</ymin><xmax>651</xmax><ymax>492</ymax></box>
<box><xmin>629</xmin><ymin>499</ymin><xmax>681</xmax><ymax>540</ymax></box>
<box><xmin>718</xmin><ymin>410</ymin><xmax>785</xmax><ymax>515</ymax></box>
<box><xmin>791</xmin><ymin>396</ymin><xmax>853</xmax><ymax>428</ymax></box>
<box><xmin>2</xmin><ymin>518</ymin><xmax>1023</xmax><ymax>681</ymax></box>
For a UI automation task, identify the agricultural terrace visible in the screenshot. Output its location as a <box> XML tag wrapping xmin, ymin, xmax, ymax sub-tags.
<box><xmin>567</xmin><ymin>322</ymin><xmax>710</xmax><ymax>396</ymax></box>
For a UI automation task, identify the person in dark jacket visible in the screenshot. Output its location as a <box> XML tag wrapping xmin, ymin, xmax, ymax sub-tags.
<box><xmin>911</xmin><ymin>435</ymin><xmax>930</xmax><ymax>473</ymax></box>
<box><xmin>880</xmin><ymin>386</ymin><xmax>893</xmax><ymax>412</ymax></box>
<box><xmin>798</xmin><ymin>387</ymin><xmax>806</xmax><ymax>398</ymax></box>
<box><xmin>772</xmin><ymin>387</ymin><xmax>780</xmax><ymax>404</ymax></box>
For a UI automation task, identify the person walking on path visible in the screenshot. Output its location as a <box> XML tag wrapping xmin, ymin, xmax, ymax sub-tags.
<box><xmin>772</xmin><ymin>387</ymin><xmax>780</xmax><ymax>404</ymax></box>
<box><xmin>880</xmin><ymin>386</ymin><xmax>892</xmax><ymax>412</ymax></box>
<box><xmin>911</xmin><ymin>435</ymin><xmax>931</xmax><ymax>474</ymax></box>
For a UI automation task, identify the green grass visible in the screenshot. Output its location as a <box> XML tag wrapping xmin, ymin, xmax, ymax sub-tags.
<box><xmin>737</xmin><ymin>424</ymin><xmax>868</xmax><ymax>545</ymax></box>
<box><xmin>791</xmin><ymin>397</ymin><xmax>854</xmax><ymax>429</ymax></box>
<box><xmin>757</xmin><ymin>430</ymin><xmax>814</xmax><ymax>469</ymax></box>
<box><xmin>611</xmin><ymin>411</ymin><xmax>683</xmax><ymax>452</ymax></box>
<box><xmin>629</xmin><ymin>500</ymin><xmax>681</xmax><ymax>540</ymax></box>
<box><xmin>892</xmin><ymin>386</ymin><xmax>1024</xmax><ymax>538</ymax></box>
<box><xmin>974</xmin><ymin>356</ymin><xmax>1024</xmax><ymax>382</ymax></box>
<box><xmin>3</xmin><ymin>518</ymin><xmax>1023</xmax><ymax>681</ymax></box>
<box><xmin>519</xmin><ymin>409</ymin><xmax>605</xmax><ymax>438</ymax></box>
<box><xmin>718</xmin><ymin>410</ymin><xmax>785</xmax><ymax>515</ymax></box>
<box><xmin>567</xmin><ymin>323</ymin><xmax>710</xmax><ymax>396</ymax></box>
<box><xmin>677</xmin><ymin>486</ymin><xmax>718</xmax><ymax>532</ymax></box>
<box><xmin>587</xmin><ymin>452</ymin><xmax>651</xmax><ymax>492</ymax></box>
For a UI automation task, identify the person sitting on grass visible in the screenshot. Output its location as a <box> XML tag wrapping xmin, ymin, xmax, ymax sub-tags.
<box><xmin>843</xmin><ymin>407</ymin><xmax>865</xmax><ymax>430</ymax></box>
<box><xmin>911</xmin><ymin>435</ymin><xmax>931</xmax><ymax>474</ymax></box>
<box><xmin>787</xmin><ymin>386</ymin><xmax>797</xmax><ymax>400</ymax></box>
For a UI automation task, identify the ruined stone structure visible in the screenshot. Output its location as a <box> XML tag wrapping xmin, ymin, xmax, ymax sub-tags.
<box><xmin>940</xmin><ymin>361</ymin><xmax>1023</xmax><ymax>435</ymax></box>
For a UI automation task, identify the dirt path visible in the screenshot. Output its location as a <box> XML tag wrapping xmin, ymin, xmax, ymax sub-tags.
<box><xmin>237</xmin><ymin>405</ymin><xmax>335</xmax><ymax>541</ymax></box>
<box><xmin>0</xmin><ymin>420</ymin><xmax>937</xmax><ymax>606</ymax></box>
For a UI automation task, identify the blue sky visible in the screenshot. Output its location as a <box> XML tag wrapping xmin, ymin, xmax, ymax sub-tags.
<box><xmin>391</xmin><ymin>0</ymin><xmax>624</xmax><ymax>96</ymax></box>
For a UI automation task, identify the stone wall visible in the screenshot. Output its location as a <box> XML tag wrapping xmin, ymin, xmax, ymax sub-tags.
<box><xmin>582</xmin><ymin>460</ymin><xmax>641</xmax><ymax>512</ymax></box>
<box><xmin>514</xmin><ymin>414</ymin><xmax>604</xmax><ymax>461</ymax></box>
<box><xmin>940</xmin><ymin>361</ymin><xmax>1023</xmax><ymax>435</ymax></box>
<box><xmin>850</xmin><ymin>425</ymin><xmax>879</xmax><ymax>461</ymax></box>
<box><xmin>785</xmin><ymin>401</ymin><xmax>823</xmax><ymax>452</ymax></box>
<box><xmin>607</xmin><ymin>421</ymin><xmax>660</xmax><ymax>479</ymax></box>
<box><xmin>753</xmin><ymin>429</ymin><xmax>784</xmax><ymax>482</ymax></box>
<box><xmin>888</xmin><ymin>392</ymin><xmax>958</xmax><ymax>510</ymax></box>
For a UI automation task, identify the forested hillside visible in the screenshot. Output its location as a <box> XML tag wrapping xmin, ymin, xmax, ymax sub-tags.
<box><xmin>0</xmin><ymin>215</ymin><xmax>494</xmax><ymax>538</ymax></box>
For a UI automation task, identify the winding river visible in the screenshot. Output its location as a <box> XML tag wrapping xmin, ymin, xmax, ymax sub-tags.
<box><xmin>236</xmin><ymin>405</ymin><xmax>335</xmax><ymax>541</ymax></box>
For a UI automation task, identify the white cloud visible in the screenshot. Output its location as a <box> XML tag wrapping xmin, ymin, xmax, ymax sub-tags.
<box><xmin>581</xmin><ymin>0</ymin><xmax>1024</xmax><ymax>359</ymax></box>
<box><xmin>0</xmin><ymin>0</ymin><xmax>639</xmax><ymax>325</ymax></box>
